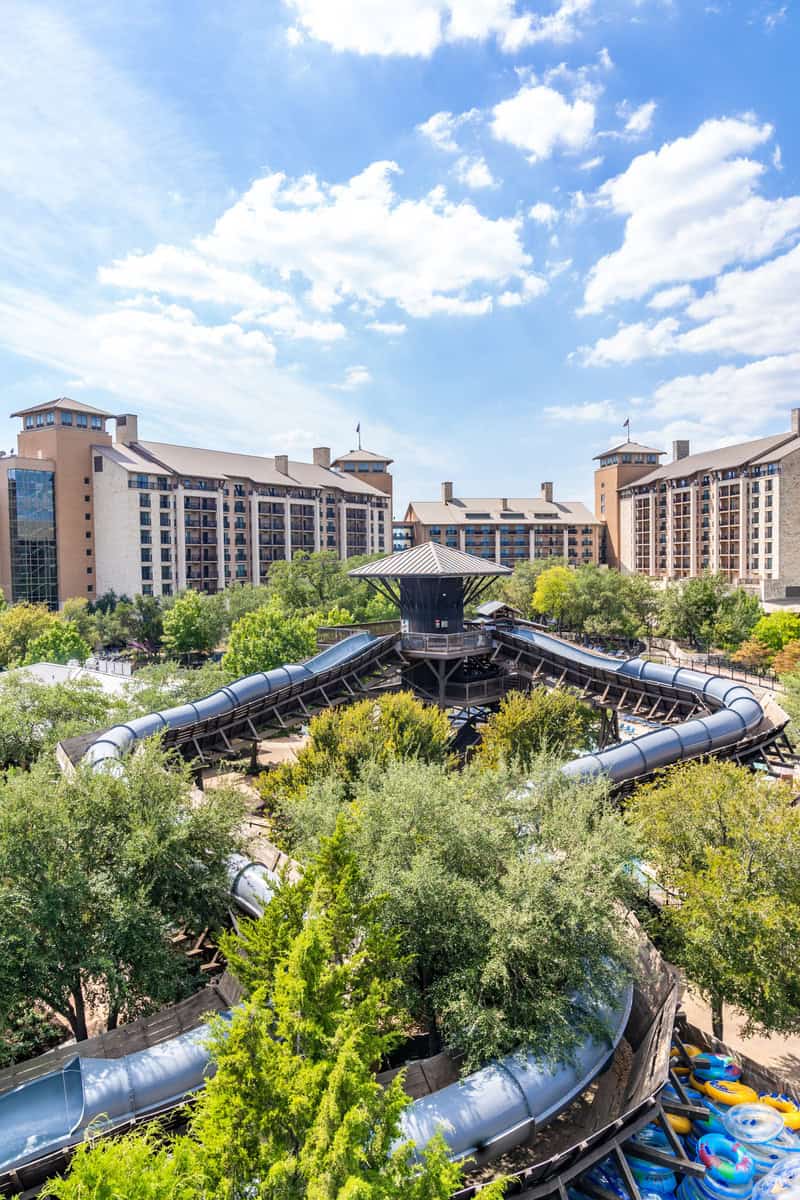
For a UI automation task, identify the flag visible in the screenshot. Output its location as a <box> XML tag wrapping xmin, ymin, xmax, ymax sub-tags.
<box><xmin>356</xmin><ymin>422</ymin><xmax>360</xmax><ymax>433</ymax></box>
<box><xmin>623</xmin><ymin>417</ymin><xmax>630</xmax><ymax>430</ymax></box>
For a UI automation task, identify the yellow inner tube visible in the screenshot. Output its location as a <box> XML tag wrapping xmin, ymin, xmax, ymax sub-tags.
<box><xmin>760</xmin><ymin>1095</ymin><xmax>800</xmax><ymax>1131</ymax></box>
<box><xmin>666</xmin><ymin>1112</ymin><xmax>692</xmax><ymax>1135</ymax></box>
<box><xmin>704</xmin><ymin>1080</ymin><xmax>758</xmax><ymax>1106</ymax></box>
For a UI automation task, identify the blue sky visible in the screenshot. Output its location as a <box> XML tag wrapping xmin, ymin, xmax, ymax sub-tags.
<box><xmin>1</xmin><ymin>0</ymin><xmax>798</xmax><ymax>514</ymax></box>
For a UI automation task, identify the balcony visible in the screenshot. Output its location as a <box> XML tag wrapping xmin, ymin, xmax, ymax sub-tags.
<box><xmin>401</xmin><ymin>629</ymin><xmax>493</xmax><ymax>657</ymax></box>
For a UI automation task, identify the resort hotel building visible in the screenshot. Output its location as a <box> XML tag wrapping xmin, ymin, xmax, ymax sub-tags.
<box><xmin>0</xmin><ymin>399</ymin><xmax>392</xmax><ymax>608</ymax></box>
<box><xmin>596</xmin><ymin>408</ymin><xmax>800</xmax><ymax>601</ymax></box>
<box><xmin>395</xmin><ymin>481</ymin><xmax>603</xmax><ymax>569</ymax></box>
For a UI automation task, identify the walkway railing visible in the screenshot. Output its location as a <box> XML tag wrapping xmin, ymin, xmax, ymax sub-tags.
<box><xmin>401</xmin><ymin>630</ymin><xmax>493</xmax><ymax>655</ymax></box>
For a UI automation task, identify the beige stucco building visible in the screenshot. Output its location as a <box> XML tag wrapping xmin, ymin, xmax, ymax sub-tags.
<box><xmin>611</xmin><ymin>409</ymin><xmax>800</xmax><ymax>601</ymax></box>
<box><xmin>1</xmin><ymin>401</ymin><xmax>392</xmax><ymax>607</ymax></box>
<box><xmin>398</xmin><ymin>481</ymin><xmax>603</xmax><ymax>569</ymax></box>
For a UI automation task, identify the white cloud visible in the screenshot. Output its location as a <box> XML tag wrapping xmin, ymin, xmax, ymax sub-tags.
<box><xmin>235</xmin><ymin>306</ymin><xmax>347</xmax><ymax>341</ymax></box>
<box><xmin>416</xmin><ymin>108</ymin><xmax>478</xmax><ymax>152</ymax></box>
<box><xmin>497</xmin><ymin>273</ymin><xmax>549</xmax><ymax>305</ymax></box>
<box><xmin>367</xmin><ymin>321</ymin><xmax>407</xmax><ymax>335</ymax></box>
<box><xmin>583</xmin><ymin>117</ymin><xmax>800</xmax><ymax>311</ymax></box>
<box><xmin>579</xmin><ymin>155</ymin><xmax>604</xmax><ymax>170</ymax></box>
<box><xmin>545</xmin><ymin>398</ymin><xmax>620</xmax><ymax>422</ymax></box>
<box><xmin>764</xmin><ymin>5</ymin><xmax>788</xmax><ymax>30</ymax></box>
<box><xmin>285</xmin><ymin>0</ymin><xmax>594</xmax><ymax>57</ymax></box>
<box><xmin>773</xmin><ymin>144</ymin><xmax>784</xmax><ymax>170</ymax></box>
<box><xmin>100</xmin><ymin>245</ymin><xmax>290</xmax><ymax>311</ymax></box>
<box><xmin>643</xmin><ymin>353</ymin><xmax>800</xmax><ymax>441</ymax></box>
<box><xmin>618</xmin><ymin>99</ymin><xmax>657</xmax><ymax>135</ymax></box>
<box><xmin>334</xmin><ymin>364</ymin><xmax>372</xmax><ymax>390</ymax></box>
<box><xmin>491</xmin><ymin>83</ymin><xmax>595</xmax><ymax>162</ymax></box>
<box><xmin>648</xmin><ymin>284</ymin><xmax>695</xmax><ymax>309</ymax></box>
<box><xmin>194</xmin><ymin>161</ymin><xmax>531</xmax><ymax>319</ymax></box>
<box><xmin>584</xmin><ymin>243</ymin><xmax>800</xmax><ymax>364</ymax></box>
<box><xmin>529</xmin><ymin>201</ymin><xmax>560</xmax><ymax>225</ymax></box>
<box><xmin>581</xmin><ymin>316</ymin><xmax>680</xmax><ymax>364</ymax></box>
<box><xmin>454</xmin><ymin>155</ymin><xmax>497</xmax><ymax>189</ymax></box>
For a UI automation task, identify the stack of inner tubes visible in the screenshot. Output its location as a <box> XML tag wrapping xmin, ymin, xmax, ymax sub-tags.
<box><xmin>568</xmin><ymin>1047</ymin><xmax>800</xmax><ymax>1200</ymax></box>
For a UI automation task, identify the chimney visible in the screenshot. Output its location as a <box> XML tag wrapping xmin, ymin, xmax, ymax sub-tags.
<box><xmin>116</xmin><ymin>414</ymin><xmax>138</xmax><ymax>445</ymax></box>
<box><xmin>500</xmin><ymin>498</ymin><xmax>508</xmax><ymax>511</ymax></box>
<box><xmin>541</xmin><ymin>481</ymin><xmax>553</xmax><ymax>504</ymax></box>
<box><xmin>442</xmin><ymin>481</ymin><xmax>453</xmax><ymax>503</ymax></box>
<box><xmin>673</xmin><ymin>439</ymin><xmax>690</xmax><ymax>461</ymax></box>
<box><xmin>275</xmin><ymin>454</ymin><xmax>289</xmax><ymax>475</ymax></box>
<box><xmin>313</xmin><ymin>446</ymin><xmax>331</xmax><ymax>468</ymax></box>
<box><xmin>792</xmin><ymin>408</ymin><xmax>800</xmax><ymax>437</ymax></box>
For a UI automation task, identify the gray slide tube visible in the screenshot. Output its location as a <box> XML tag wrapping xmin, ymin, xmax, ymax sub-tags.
<box><xmin>1</xmin><ymin>626</ymin><xmax>764</xmax><ymax>1178</ymax></box>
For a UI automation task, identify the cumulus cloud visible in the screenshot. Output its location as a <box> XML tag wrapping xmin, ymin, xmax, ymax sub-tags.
<box><xmin>583</xmin><ymin>243</ymin><xmax>800</xmax><ymax>364</ymax></box>
<box><xmin>618</xmin><ymin>99</ymin><xmax>657</xmax><ymax>135</ymax></box>
<box><xmin>647</xmin><ymin>284</ymin><xmax>695</xmax><ymax>309</ymax></box>
<box><xmin>454</xmin><ymin>155</ymin><xmax>497</xmax><ymax>189</ymax></box>
<box><xmin>581</xmin><ymin>317</ymin><xmax>680</xmax><ymax>365</ymax></box>
<box><xmin>583</xmin><ymin>117</ymin><xmax>800</xmax><ymax>311</ymax></box>
<box><xmin>333</xmin><ymin>364</ymin><xmax>372</xmax><ymax>389</ymax></box>
<box><xmin>367</xmin><ymin>320</ymin><xmax>407</xmax><ymax>335</ymax></box>
<box><xmin>192</xmin><ymin>161</ymin><xmax>531</xmax><ymax>319</ymax></box>
<box><xmin>497</xmin><ymin>273</ymin><xmax>549</xmax><ymax>305</ymax></box>
<box><xmin>491</xmin><ymin>82</ymin><xmax>595</xmax><ymax>161</ymax></box>
<box><xmin>529</xmin><ymin>201</ymin><xmax>560</xmax><ymax>225</ymax></box>
<box><xmin>285</xmin><ymin>0</ymin><xmax>594</xmax><ymax>57</ymax></box>
<box><xmin>416</xmin><ymin>108</ymin><xmax>478</xmax><ymax>152</ymax></box>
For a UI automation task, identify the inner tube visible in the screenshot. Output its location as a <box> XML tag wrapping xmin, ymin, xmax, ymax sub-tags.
<box><xmin>627</xmin><ymin>1126</ymin><xmax>679</xmax><ymax>1195</ymax></box>
<box><xmin>761</xmin><ymin>1095</ymin><xmax>800</xmax><ymax>1132</ymax></box>
<box><xmin>699</xmin><ymin>1135</ymin><xmax>755</xmax><ymax>1187</ymax></box>
<box><xmin>693</xmin><ymin>1055</ymin><xmax>742</xmax><ymax>1084</ymax></box>
<box><xmin>705</xmin><ymin>1081</ymin><xmax>760</xmax><ymax>1107</ymax></box>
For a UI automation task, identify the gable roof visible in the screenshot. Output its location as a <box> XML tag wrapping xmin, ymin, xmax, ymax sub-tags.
<box><xmin>11</xmin><ymin>397</ymin><xmax>114</xmax><ymax>419</ymax></box>
<box><xmin>626</xmin><ymin>431</ymin><xmax>796</xmax><ymax>488</ymax></box>
<box><xmin>348</xmin><ymin>541</ymin><xmax>511</xmax><ymax>578</ymax></box>
<box><xmin>406</xmin><ymin>496</ymin><xmax>599</xmax><ymax>525</ymax></box>
<box><xmin>332</xmin><ymin>449</ymin><xmax>393</xmax><ymax>464</ymax></box>
<box><xmin>593</xmin><ymin>441</ymin><xmax>665</xmax><ymax>460</ymax></box>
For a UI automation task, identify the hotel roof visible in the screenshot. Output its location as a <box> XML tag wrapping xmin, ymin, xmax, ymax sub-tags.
<box><xmin>593</xmin><ymin>441</ymin><xmax>665</xmax><ymax>459</ymax></box>
<box><xmin>12</xmin><ymin>397</ymin><xmax>115</xmax><ymax>419</ymax></box>
<box><xmin>112</xmin><ymin>440</ymin><xmax>387</xmax><ymax>496</ymax></box>
<box><xmin>332</xmin><ymin>448</ymin><xmax>393</xmax><ymax>464</ymax></box>
<box><xmin>625</xmin><ymin>431</ymin><xmax>798</xmax><ymax>488</ymax></box>
<box><xmin>407</xmin><ymin>496</ymin><xmax>600</xmax><ymax>525</ymax></box>
<box><xmin>349</xmin><ymin>541</ymin><xmax>511</xmax><ymax>578</ymax></box>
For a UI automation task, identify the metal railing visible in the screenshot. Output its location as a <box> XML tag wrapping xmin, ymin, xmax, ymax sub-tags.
<box><xmin>401</xmin><ymin>630</ymin><xmax>493</xmax><ymax>654</ymax></box>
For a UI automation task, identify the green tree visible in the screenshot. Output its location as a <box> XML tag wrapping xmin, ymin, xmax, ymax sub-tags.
<box><xmin>0</xmin><ymin>602</ymin><xmax>57</xmax><ymax>667</ymax></box>
<box><xmin>260</xmin><ymin>691</ymin><xmax>452</xmax><ymax>821</ymax></box>
<box><xmin>750</xmin><ymin>611</ymin><xmax>800</xmax><ymax>655</ymax></box>
<box><xmin>0</xmin><ymin>740</ymin><xmax>244</xmax><ymax>1041</ymax></box>
<box><xmin>124</xmin><ymin>660</ymin><xmax>234</xmax><ymax>716</ymax></box>
<box><xmin>622</xmin><ymin>573</ymin><xmax>663</xmax><ymax>644</ymax></box>
<box><xmin>276</xmin><ymin>758</ymin><xmax>633</xmax><ymax>1068</ymax></box>
<box><xmin>773</xmin><ymin>640</ymin><xmax>800</xmax><ymax>676</ymax></box>
<box><xmin>23</xmin><ymin>620</ymin><xmax>91</xmax><ymax>666</ymax></box>
<box><xmin>712</xmin><ymin>589</ymin><xmax>762</xmax><ymax>651</ymax></box>
<box><xmin>531</xmin><ymin>565</ymin><xmax>575</xmax><ymax>625</ymax></box>
<box><xmin>127</xmin><ymin>593</ymin><xmax>165</xmax><ymax>651</ymax></box>
<box><xmin>659</xmin><ymin>574</ymin><xmax>730</xmax><ymax>647</ymax></box>
<box><xmin>53</xmin><ymin>822</ymin><xmax>498</xmax><ymax>1200</ymax></box>
<box><xmin>162</xmin><ymin>589</ymin><xmax>224</xmax><ymax>658</ymax></box>
<box><xmin>0</xmin><ymin>675</ymin><xmax>121</xmax><ymax>767</ymax></box>
<box><xmin>61</xmin><ymin>597</ymin><xmax>100</xmax><ymax>646</ymax></box>
<box><xmin>222</xmin><ymin>600</ymin><xmax>318</xmax><ymax>677</ymax></box>
<box><xmin>731</xmin><ymin>638</ymin><xmax>773</xmax><ymax>671</ymax></box>
<box><xmin>476</xmin><ymin>687</ymin><xmax>599</xmax><ymax>770</ymax></box>
<box><xmin>629</xmin><ymin>760</ymin><xmax>800</xmax><ymax>1039</ymax></box>
<box><xmin>266</xmin><ymin>551</ymin><xmax>397</xmax><ymax>622</ymax></box>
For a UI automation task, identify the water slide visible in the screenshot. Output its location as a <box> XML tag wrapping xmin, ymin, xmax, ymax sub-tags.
<box><xmin>0</xmin><ymin>628</ymin><xmax>781</xmax><ymax>1181</ymax></box>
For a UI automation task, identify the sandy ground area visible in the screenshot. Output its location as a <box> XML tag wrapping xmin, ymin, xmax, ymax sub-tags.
<box><xmin>681</xmin><ymin>985</ymin><xmax>800</xmax><ymax>1083</ymax></box>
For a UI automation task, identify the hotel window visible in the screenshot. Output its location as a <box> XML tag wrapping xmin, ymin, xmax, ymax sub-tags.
<box><xmin>61</xmin><ymin>411</ymin><xmax>72</xmax><ymax>425</ymax></box>
<box><xmin>8</xmin><ymin>468</ymin><xmax>58</xmax><ymax>607</ymax></box>
<box><xmin>139</xmin><ymin>493</ymin><xmax>151</xmax><ymax>508</ymax></box>
<box><xmin>160</xmin><ymin>513</ymin><xmax>170</xmax><ymax>527</ymax></box>
<box><xmin>141</xmin><ymin>548</ymin><xmax>152</xmax><ymax>564</ymax></box>
<box><xmin>140</xmin><ymin>511</ymin><xmax>151</xmax><ymax>527</ymax></box>
<box><xmin>142</xmin><ymin>584</ymin><xmax>153</xmax><ymax>596</ymax></box>
<box><xmin>46</xmin><ymin>411</ymin><xmax>54</xmax><ymax>426</ymax></box>
<box><xmin>25</xmin><ymin>415</ymin><xmax>34</xmax><ymax>429</ymax></box>
<box><xmin>160</xmin><ymin>495</ymin><xmax>171</xmax><ymax>508</ymax></box>
<box><xmin>91</xmin><ymin>416</ymin><xmax>102</xmax><ymax>430</ymax></box>
<box><xmin>141</xmin><ymin>566</ymin><xmax>152</xmax><ymax>581</ymax></box>
<box><xmin>36</xmin><ymin>413</ymin><xmax>44</xmax><ymax>427</ymax></box>
<box><xmin>76</xmin><ymin>413</ymin><xmax>88</xmax><ymax>428</ymax></box>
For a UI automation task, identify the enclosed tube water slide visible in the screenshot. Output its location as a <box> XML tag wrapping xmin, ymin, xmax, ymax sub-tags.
<box><xmin>0</xmin><ymin>628</ymin><xmax>779</xmax><ymax>1184</ymax></box>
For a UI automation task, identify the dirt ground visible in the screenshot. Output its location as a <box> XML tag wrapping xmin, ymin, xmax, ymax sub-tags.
<box><xmin>681</xmin><ymin>985</ymin><xmax>800</xmax><ymax>1083</ymax></box>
